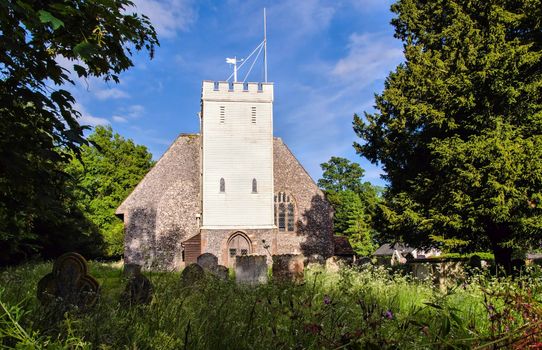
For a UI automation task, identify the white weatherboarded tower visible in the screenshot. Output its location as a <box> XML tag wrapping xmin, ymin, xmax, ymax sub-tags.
<box><xmin>200</xmin><ymin>81</ymin><xmax>274</xmax><ymax>228</ymax></box>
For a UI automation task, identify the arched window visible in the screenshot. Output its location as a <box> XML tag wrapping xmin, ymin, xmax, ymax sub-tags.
<box><xmin>220</xmin><ymin>178</ymin><xmax>225</xmax><ymax>193</ymax></box>
<box><xmin>252</xmin><ymin>178</ymin><xmax>257</xmax><ymax>193</ymax></box>
<box><xmin>274</xmin><ymin>192</ymin><xmax>295</xmax><ymax>232</ymax></box>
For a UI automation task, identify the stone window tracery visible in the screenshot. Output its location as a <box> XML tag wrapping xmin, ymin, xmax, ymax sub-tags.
<box><xmin>274</xmin><ymin>191</ymin><xmax>295</xmax><ymax>232</ymax></box>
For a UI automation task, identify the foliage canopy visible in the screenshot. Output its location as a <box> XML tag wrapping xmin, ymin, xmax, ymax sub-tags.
<box><xmin>0</xmin><ymin>0</ymin><xmax>158</xmax><ymax>262</ymax></box>
<box><xmin>65</xmin><ymin>126</ymin><xmax>154</xmax><ymax>257</ymax></box>
<box><xmin>354</xmin><ymin>0</ymin><xmax>542</xmax><ymax>269</ymax></box>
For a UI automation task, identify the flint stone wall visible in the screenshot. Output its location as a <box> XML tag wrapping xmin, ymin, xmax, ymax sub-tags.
<box><xmin>118</xmin><ymin>135</ymin><xmax>335</xmax><ymax>271</ymax></box>
<box><xmin>118</xmin><ymin>135</ymin><xmax>201</xmax><ymax>271</ymax></box>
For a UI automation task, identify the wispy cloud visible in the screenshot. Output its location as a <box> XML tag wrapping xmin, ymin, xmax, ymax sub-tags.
<box><xmin>94</xmin><ymin>88</ymin><xmax>130</xmax><ymax>100</ymax></box>
<box><xmin>131</xmin><ymin>0</ymin><xmax>197</xmax><ymax>38</ymax></box>
<box><xmin>75</xmin><ymin>103</ymin><xmax>109</xmax><ymax>126</ymax></box>
<box><xmin>112</xmin><ymin>115</ymin><xmax>128</xmax><ymax>123</ymax></box>
<box><xmin>111</xmin><ymin>104</ymin><xmax>145</xmax><ymax>124</ymax></box>
<box><xmin>331</xmin><ymin>32</ymin><xmax>403</xmax><ymax>85</ymax></box>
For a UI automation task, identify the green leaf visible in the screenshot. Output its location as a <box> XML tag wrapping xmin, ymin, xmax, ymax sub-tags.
<box><xmin>37</xmin><ymin>10</ymin><xmax>64</xmax><ymax>30</ymax></box>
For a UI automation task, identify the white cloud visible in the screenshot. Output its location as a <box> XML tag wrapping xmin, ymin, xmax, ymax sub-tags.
<box><xmin>130</xmin><ymin>0</ymin><xmax>197</xmax><ymax>38</ymax></box>
<box><xmin>112</xmin><ymin>115</ymin><xmax>128</xmax><ymax>123</ymax></box>
<box><xmin>94</xmin><ymin>88</ymin><xmax>130</xmax><ymax>100</ymax></box>
<box><xmin>270</xmin><ymin>0</ymin><xmax>335</xmax><ymax>39</ymax></box>
<box><xmin>111</xmin><ymin>104</ymin><xmax>145</xmax><ymax>123</ymax></box>
<box><xmin>74</xmin><ymin>102</ymin><xmax>109</xmax><ymax>126</ymax></box>
<box><xmin>331</xmin><ymin>32</ymin><xmax>403</xmax><ymax>85</ymax></box>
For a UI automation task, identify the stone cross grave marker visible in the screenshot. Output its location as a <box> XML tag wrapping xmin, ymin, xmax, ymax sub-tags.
<box><xmin>37</xmin><ymin>252</ymin><xmax>100</xmax><ymax>309</ymax></box>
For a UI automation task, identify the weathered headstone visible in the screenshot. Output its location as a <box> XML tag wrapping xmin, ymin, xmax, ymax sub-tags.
<box><xmin>37</xmin><ymin>252</ymin><xmax>100</xmax><ymax>309</ymax></box>
<box><xmin>235</xmin><ymin>255</ymin><xmax>267</xmax><ymax>285</ymax></box>
<box><xmin>212</xmin><ymin>265</ymin><xmax>229</xmax><ymax>281</ymax></box>
<box><xmin>123</xmin><ymin>263</ymin><xmax>142</xmax><ymax>277</ymax></box>
<box><xmin>272</xmin><ymin>254</ymin><xmax>304</xmax><ymax>283</ymax></box>
<box><xmin>355</xmin><ymin>257</ymin><xmax>373</xmax><ymax>267</ymax></box>
<box><xmin>325</xmin><ymin>256</ymin><xmax>343</xmax><ymax>272</ymax></box>
<box><xmin>197</xmin><ymin>253</ymin><xmax>218</xmax><ymax>271</ymax></box>
<box><xmin>181</xmin><ymin>263</ymin><xmax>205</xmax><ymax>285</ymax></box>
<box><xmin>121</xmin><ymin>273</ymin><xmax>153</xmax><ymax>306</ymax></box>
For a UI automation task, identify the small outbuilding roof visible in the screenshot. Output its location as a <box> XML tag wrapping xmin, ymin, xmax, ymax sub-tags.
<box><xmin>373</xmin><ymin>244</ymin><xmax>414</xmax><ymax>256</ymax></box>
<box><xmin>333</xmin><ymin>236</ymin><xmax>355</xmax><ymax>256</ymax></box>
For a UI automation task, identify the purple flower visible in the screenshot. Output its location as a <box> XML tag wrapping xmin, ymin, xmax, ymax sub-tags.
<box><xmin>383</xmin><ymin>310</ymin><xmax>394</xmax><ymax>320</ymax></box>
<box><xmin>323</xmin><ymin>295</ymin><xmax>331</xmax><ymax>305</ymax></box>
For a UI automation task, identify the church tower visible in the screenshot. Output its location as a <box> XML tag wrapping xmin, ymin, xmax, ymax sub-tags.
<box><xmin>200</xmin><ymin>81</ymin><xmax>274</xmax><ymax>228</ymax></box>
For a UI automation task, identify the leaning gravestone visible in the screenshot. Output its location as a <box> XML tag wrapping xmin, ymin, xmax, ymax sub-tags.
<box><xmin>235</xmin><ymin>255</ymin><xmax>267</xmax><ymax>285</ymax></box>
<box><xmin>197</xmin><ymin>253</ymin><xmax>218</xmax><ymax>271</ymax></box>
<box><xmin>272</xmin><ymin>255</ymin><xmax>304</xmax><ymax>283</ymax></box>
<box><xmin>121</xmin><ymin>273</ymin><xmax>153</xmax><ymax>306</ymax></box>
<box><xmin>181</xmin><ymin>263</ymin><xmax>205</xmax><ymax>285</ymax></box>
<box><xmin>37</xmin><ymin>252</ymin><xmax>100</xmax><ymax>309</ymax></box>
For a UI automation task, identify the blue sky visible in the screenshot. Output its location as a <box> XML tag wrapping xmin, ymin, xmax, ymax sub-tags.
<box><xmin>66</xmin><ymin>0</ymin><xmax>404</xmax><ymax>187</ymax></box>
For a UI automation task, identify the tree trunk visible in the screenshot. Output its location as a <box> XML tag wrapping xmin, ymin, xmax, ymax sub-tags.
<box><xmin>487</xmin><ymin>223</ymin><xmax>513</xmax><ymax>275</ymax></box>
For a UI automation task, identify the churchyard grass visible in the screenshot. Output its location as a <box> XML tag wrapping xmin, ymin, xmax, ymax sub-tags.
<box><xmin>2</xmin><ymin>262</ymin><xmax>542</xmax><ymax>349</ymax></box>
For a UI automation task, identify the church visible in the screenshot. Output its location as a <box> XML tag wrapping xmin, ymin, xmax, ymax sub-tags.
<box><xmin>116</xmin><ymin>81</ymin><xmax>334</xmax><ymax>270</ymax></box>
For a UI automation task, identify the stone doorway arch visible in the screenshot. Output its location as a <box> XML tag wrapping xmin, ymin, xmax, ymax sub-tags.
<box><xmin>227</xmin><ymin>232</ymin><xmax>252</xmax><ymax>267</ymax></box>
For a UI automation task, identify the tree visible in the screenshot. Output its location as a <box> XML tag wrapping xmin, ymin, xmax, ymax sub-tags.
<box><xmin>318</xmin><ymin>157</ymin><xmax>367</xmax><ymax>194</ymax></box>
<box><xmin>0</xmin><ymin>0</ymin><xmax>158</xmax><ymax>261</ymax></box>
<box><xmin>354</xmin><ymin>0</ymin><xmax>542</xmax><ymax>271</ymax></box>
<box><xmin>65</xmin><ymin>126</ymin><xmax>154</xmax><ymax>257</ymax></box>
<box><xmin>319</xmin><ymin>157</ymin><xmax>381</xmax><ymax>255</ymax></box>
<box><xmin>327</xmin><ymin>190</ymin><xmax>375</xmax><ymax>256</ymax></box>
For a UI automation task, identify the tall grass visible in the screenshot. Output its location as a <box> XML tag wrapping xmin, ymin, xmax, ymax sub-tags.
<box><xmin>1</xmin><ymin>262</ymin><xmax>541</xmax><ymax>349</ymax></box>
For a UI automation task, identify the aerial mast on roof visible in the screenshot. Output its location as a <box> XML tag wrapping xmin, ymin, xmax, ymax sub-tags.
<box><xmin>264</xmin><ymin>8</ymin><xmax>268</xmax><ymax>82</ymax></box>
<box><xmin>225</xmin><ymin>8</ymin><xmax>268</xmax><ymax>83</ymax></box>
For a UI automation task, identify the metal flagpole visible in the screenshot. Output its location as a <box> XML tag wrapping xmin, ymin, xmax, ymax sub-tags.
<box><xmin>264</xmin><ymin>8</ymin><xmax>268</xmax><ymax>82</ymax></box>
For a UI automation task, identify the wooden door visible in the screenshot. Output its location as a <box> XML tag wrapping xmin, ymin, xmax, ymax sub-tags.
<box><xmin>227</xmin><ymin>233</ymin><xmax>251</xmax><ymax>266</ymax></box>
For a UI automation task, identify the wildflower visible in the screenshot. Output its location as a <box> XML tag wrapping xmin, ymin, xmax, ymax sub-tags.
<box><xmin>383</xmin><ymin>310</ymin><xmax>394</xmax><ymax>320</ymax></box>
<box><xmin>304</xmin><ymin>323</ymin><xmax>322</xmax><ymax>335</ymax></box>
<box><xmin>323</xmin><ymin>295</ymin><xmax>331</xmax><ymax>305</ymax></box>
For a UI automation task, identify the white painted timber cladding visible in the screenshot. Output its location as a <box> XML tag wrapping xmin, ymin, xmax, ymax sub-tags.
<box><xmin>201</xmin><ymin>81</ymin><xmax>274</xmax><ymax>227</ymax></box>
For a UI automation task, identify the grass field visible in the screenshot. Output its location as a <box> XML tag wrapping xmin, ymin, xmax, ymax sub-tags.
<box><xmin>1</xmin><ymin>261</ymin><xmax>542</xmax><ymax>349</ymax></box>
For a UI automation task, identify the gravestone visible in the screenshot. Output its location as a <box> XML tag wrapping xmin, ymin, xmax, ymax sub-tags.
<box><xmin>197</xmin><ymin>253</ymin><xmax>218</xmax><ymax>271</ymax></box>
<box><xmin>272</xmin><ymin>255</ymin><xmax>304</xmax><ymax>283</ymax></box>
<box><xmin>181</xmin><ymin>263</ymin><xmax>205</xmax><ymax>285</ymax></box>
<box><xmin>235</xmin><ymin>255</ymin><xmax>267</xmax><ymax>285</ymax></box>
<box><xmin>123</xmin><ymin>263</ymin><xmax>142</xmax><ymax>277</ymax></box>
<box><xmin>37</xmin><ymin>252</ymin><xmax>100</xmax><ymax>309</ymax></box>
<box><xmin>325</xmin><ymin>256</ymin><xmax>343</xmax><ymax>272</ymax></box>
<box><xmin>212</xmin><ymin>265</ymin><xmax>229</xmax><ymax>281</ymax></box>
<box><xmin>121</xmin><ymin>273</ymin><xmax>153</xmax><ymax>306</ymax></box>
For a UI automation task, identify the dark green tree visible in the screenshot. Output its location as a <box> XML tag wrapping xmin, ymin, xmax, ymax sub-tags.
<box><xmin>318</xmin><ymin>156</ymin><xmax>367</xmax><ymax>194</ymax></box>
<box><xmin>354</xmin><ymin>0</ymin><xmax>542</xmax><ymax>271</ymax></box>
<box><xmin>319</xmin><ymin>157</ymin><xmax>381</xmax><ymax>255</ymax></box>
<box><xmin>327</xmin><ymin>190</ymin><xmax>375</xmax><ymax>256</ymax></box>
<box><xmin>0</xmin><ymin>0</ymin><xmax>158</xmax><ymax>262</ymax></box>
<box><xmin>65</xmin><ymin>126</ymin><xmax>154</xmax><ymax>257</ymax></box>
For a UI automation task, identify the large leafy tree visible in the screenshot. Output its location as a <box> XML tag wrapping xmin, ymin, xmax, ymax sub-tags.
<box><xmin>65</xmin><ymin>126</ymin><xmax>154</xmax><ymax>256</ymax></box>
<box><xmin>0</xmin><ymin>0</ymin><xmax>158</xmax><ymax>261</ymax></box>
<box><xmin>319</xmin><ymin>157</ymin><xmax>381</xmax><ymax>255</ymax></box>
<box><xmin>354</xmin><ymin>0</ymin><xmax>542</xmax><ymax>270</ymax></box>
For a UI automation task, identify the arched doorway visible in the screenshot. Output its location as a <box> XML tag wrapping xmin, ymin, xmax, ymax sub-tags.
<box><xmin>227</xmin><ymin>232</ymin><xmax>252</xmax><ymax>267</ymax></box>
